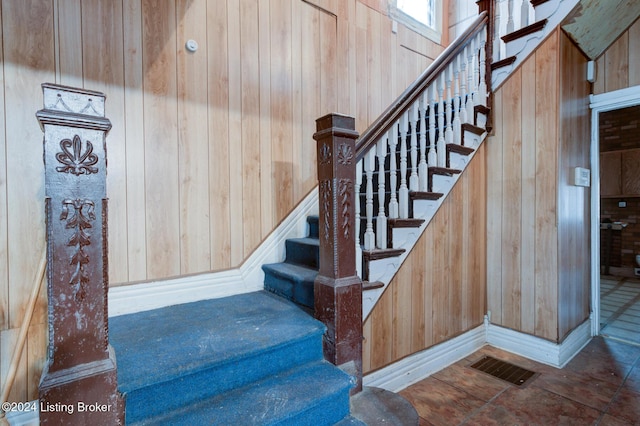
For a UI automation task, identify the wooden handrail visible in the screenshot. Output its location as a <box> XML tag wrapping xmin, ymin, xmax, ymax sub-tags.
<box><xmin>355</xmin><ymin>11</ymin><xmax>489</xmax><ymax>159</ymax></box>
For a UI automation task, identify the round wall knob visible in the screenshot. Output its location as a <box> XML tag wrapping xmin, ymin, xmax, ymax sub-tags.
<box><xmin>185</xmin><ymin>39</ymin><xmax>198</xmax><ymax>52</ymax></box>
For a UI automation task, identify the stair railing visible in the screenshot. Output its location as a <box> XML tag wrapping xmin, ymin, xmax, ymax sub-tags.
<box><xmin>354</xmin><ymin>11</ymin><xmax>489</xmax><ymax>258</ymax></box>
<box><xmin>492</xmin><ymin>0</ymin><xmax>535</xmax><ymax>61</ymax></box>
<box><xmin>313</xmin><ymin>10</ymin><xmax>490</xmax><ymax>395</ymax></box>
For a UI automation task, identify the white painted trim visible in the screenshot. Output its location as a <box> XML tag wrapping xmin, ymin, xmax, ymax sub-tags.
<box><xmin>4</xmin><ymin>405</ymin><xmax>38</xmax><ymax>426</ymax></box>
<box><xmin>108</xmin><ymin>188</ymin><xmax>319</xmax><ymax>317</ymax></box>
<box><xmin>487</xmin><ymin>318</ymin><xmax>592</xmax><ymax>368</ymax></box>
<box><xmin>363</xmin><ymin>318</ymin><xmax>592</xmax><ymax>393</ymax></box>
<box><xmin>363</xmin><ymin>324</ymin><xmax>486</xmax><ymax>392</ymax></box>
<box><xmin>589</xmin><ymin>85</ymin><xmax>640</xmax><ymax>336</ymax></box>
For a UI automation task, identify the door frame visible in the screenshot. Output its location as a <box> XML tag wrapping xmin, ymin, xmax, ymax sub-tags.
<box><xmin>589</xmin><ymin>84</ymin><xmax>640</xmax><ymax>336</ymax></box>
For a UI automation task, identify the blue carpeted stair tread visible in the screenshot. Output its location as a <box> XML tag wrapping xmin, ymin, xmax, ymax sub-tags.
<box><xmin>110</xmin><ymin>291</ymin><xmax>323</xmax><ymax>393</ymax></box>
<box><xmin>335</xmin><ymin>416</ymin><xmax>368</xmax><ymax>426</ymax></box>
<box><xmin>284</xmin><ymin>237</ymin><xmax>320</xmax><ymax>267</ymax></box>
<box><xmin>262</xmin><ymin>262</ymin><xmax>319</xmax><ymax>282</ymax></box>
<box><xmin>131</xmin><ymin>360</ymin><xmax>353</xmax><ymax>426</ymax></box>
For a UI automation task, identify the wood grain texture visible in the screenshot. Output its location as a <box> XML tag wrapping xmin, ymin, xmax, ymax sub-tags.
<box><xmin>600</xmin><ymin>152</ymin><xmax>622</xmax><ymax>196</ymax></box>
<box><xmin>0</xmin><ymin>0</ymin><xmax>7</xmax><ymax>331</ymax></box>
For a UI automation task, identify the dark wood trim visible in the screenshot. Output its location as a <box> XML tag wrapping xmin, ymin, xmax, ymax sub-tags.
<box><xmin>501</xmin><ymin>19</ymin><xmax>547</xmax><ymax>43</ymax></box>
<box><xmin>531</xmin><ymin>0</ymin><xmax>552</xmax><ymax>7</ymax></box>
<box><xmin>491</xmin><ymin>56</ymin><xmax>517</xmax><ymax>70</ymax></box>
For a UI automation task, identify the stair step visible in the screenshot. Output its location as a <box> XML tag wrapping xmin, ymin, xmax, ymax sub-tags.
<box><xmin>410</xmin><ymin>191</ymin><xmax>443</xmax><ymax>201</ymax></box>
<box><xmin>491</xmin><ymin>56</ymin><xmax>517</xmax><ymax>70</ymax></box>
<box><xmin>501</xmin><ymin>19</ymin><xmax>547</xmax><ymax>43</ymax></box>
<box><xmin>263</xmin><ymin>262</ymin><xmax>318</xmax><ymax>308</ymax></box>
<box><xmin>307</xmin><ymin>215</ymin><xmax>320</xmax><ymax>239</ymax></box>
<box><xmin>362</xmin><ymin>248</ymin><xmax>405</xmax><ymax>261</ymax></box>
<box><xmin>110</xmin><ymin>291</ymin><xmax>325</xmax><ymax>423</ymax></box>
<box><xmin>388</xmin><ymin>218</ymin><xmax>425</xmax><ymax>228</ymax></box>
<box><xmin>285</xmin><ymin>237</ymin><xmax>320</xmax><ymax>268</ymax></box>
<box><xmin>362</xmin><ymin>280</ymin><xmax>385</xmax><ymax>291</ymax></box>
<box><xmin>132</xmin><ymin>360</ymin><xmax>354</xmax><ymax>426</ymax></box>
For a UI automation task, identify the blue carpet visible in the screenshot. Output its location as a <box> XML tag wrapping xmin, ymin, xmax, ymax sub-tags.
<box><xmin>110</xmin><ymin>290</ymin><xmax>355</xmax><ymax>424</ymax></box>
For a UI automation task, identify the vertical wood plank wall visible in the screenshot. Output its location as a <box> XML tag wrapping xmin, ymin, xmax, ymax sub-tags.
<box><xmin>485</xmin><ymin>29</ymin><xmax>591</xmax><ymax>342</ymax></box>
<box><xmin>363</xmin><ymin>144</ymin><xmax>487</xmax><ymax>373</ymax></box>
<box><xmin>592</xmin><ymin>18</ymin><xmax>640</xmax><ymax>95</ymax></box>
<box><xmin>0</xmin><ymin>0</ymin><xmax>445</xmax><ymax>402</ymax></box>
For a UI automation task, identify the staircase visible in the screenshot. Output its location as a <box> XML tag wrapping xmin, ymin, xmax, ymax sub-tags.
<box><xmin>110</xmin><ymin>291</ymin><xmax>362</xmax><ymax>425</ymax></box>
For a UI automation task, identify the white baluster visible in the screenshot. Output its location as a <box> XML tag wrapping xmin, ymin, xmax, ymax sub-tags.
<box><xmin>493</xmin><ymin>0</ymin><xmax>502</xmax><ymax>62</ymax></box>
<box><xmin>437</xmin><ymin>73</ymin><xmax>446</xmax><ymax>168</ymax></box>
<box><xmin>363</xmin><ymin>147</ymin><xmax>376</xmax><ymax>250</ymax></box>
<box><xmin>388</xmin><ymin>124</ymin><xmax>399</xmax><ymax>219</ymax></box>
<box><xmin>520</xmin><ymin>0</ymin><xmax>529</xmax><ymax>28</ymax></box>
<box><xmin>445</xmin><ymin>63</ymin><xmax>454</xmax><ymax>146</ymax></box>
<box><xmin>459</xmin><ymin>54</ymin><xmax>468</xmax><ymax>125</ymax></box>
<box><xmin>399</xmin><ymin>111</ymin><xmax>409</xmax><ymax>218</ymax></box>
<box><xmin>478</xmin><ymin>29</ymin><xmax>488</xmax><ymax>107</ymax></box>
<box><xmin>466</xmin><ymin>41</ymin><xmax>476</xmax><ymax>123</ymax></box>
<box><xmin>453</xmin><ymin>55</ymin><xmax>462</xmax><ymax>146</ymax></box>
<box><xmin>507</xmin><ymin>0</ymin><xmax>514</xmax><ymax>33</ymax></box>
<box><xmin>409</xmin><ymin>103</ymin><xmax>419</xmax><ymax>192</ymax></box>
<box><xmin>428</xmin><ymin>84</ymin><xmax>437</xmax><ymax>167</ymax></box>
<box><xmin>376</xmin><ymin>137</ymin><xmax>387</xmax><ymax>249</ymax></box>
<box><xmin>419</xmin><ymin>92</ymin><xmax>428</xmax><ymax>191</ymax></box>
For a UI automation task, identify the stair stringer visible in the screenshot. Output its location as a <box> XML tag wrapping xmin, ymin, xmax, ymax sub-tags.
<box><xmin>363</xmin><ymin>129</ymin><xmax>488</xmax><ymax>320</ymax></box>
<box><xmin>492</xmin><ymin>0</ymin><xmax>579</xmax><ymax>89</ymax></box>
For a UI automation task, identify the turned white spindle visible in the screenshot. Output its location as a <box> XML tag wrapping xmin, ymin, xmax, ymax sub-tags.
<box><xmin>493</xmin><ymin>0</ymin><xmax>502</xmax><ymax>61</ymax></box>
<box><xmin>478</xmin><ymin>29</ymin><xmax>488</xmax><ymax>107</ymax></box>
<box><xmin>507</xmin><ymin>0</ymin><xmax>515</xmax><ymax>33</ymax></box>
<box><xmin>363</xmin><ymin>147</ymin><xmax>376</xmax><ymax>250</ymax></box>
<box><xmin>453</xmin><ymin>55</ymin><xmax>462</xmax><ymax>146</ymax></box>
<box><xmin>464</xmin><ymin>40</ymin><xmax>475</xmax><ymax>124</ymax></box>
<box><xmin>428</xmin><ymin>84</ymin><xmax>438</xmax><ymax>167</ymax></box>
<box><xmin>419</xmin><ymin>92</ymin><xmax>429</xmax><ymax>191</ymax></box>
<box><xmin>437</xmin><ymin>73</ymin><xmax>446</xmax><ymax>168</ymax></box>
<box><xmin>376</xmin><ymin>137</ymin><xmax>387</xmax><ymax>249</ymax></box>
<box><xmin>459</xmin><ymin>54</ymin><xmax>468</xmax><ymax>125</ymax></box>
<box><xmin>445</xmin><ymin>63</ymin><xmax>454</xmax><ymax>146</ymax></box>
<box><xmin>388</xmin><ymin>124</ymin><xmax>399</xmax><ymax>219</ymax></box>
<box><xmin>399</xmin><ymin>111</ymin><xmax>409</xmax><ymax>218</ymax></box>
<box><xmin>409</xmin><ymin>103</ymin><xmax>419</xmax><ymax>192</ymax></box>
<box><xmin>520</xmin><ymin>0</ymin><xmax>529</xmax><ymax>28</ymax></box>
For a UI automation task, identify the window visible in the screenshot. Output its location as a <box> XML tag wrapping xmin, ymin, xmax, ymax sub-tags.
<box><xmin>391</xmin><ymin>0</ymin><xmax>441</xmax><ymax>43</ymax></box>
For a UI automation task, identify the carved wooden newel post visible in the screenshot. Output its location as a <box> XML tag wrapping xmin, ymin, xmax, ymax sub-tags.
<box><xmin>37</xmin><ymin>83</ymin><xmax>124</xmax><ymax>425</ymax></box>
<box><xmin>314</xmin><ymin>113</ymin><xmax>363</xmax><ymax>394</ymax></box>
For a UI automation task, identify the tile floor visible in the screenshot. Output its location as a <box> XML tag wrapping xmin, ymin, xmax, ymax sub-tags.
<box><xmin>601</xmin><ymin>276</ymin><xmax>640</xmax><ymax>346</ymax></box>
<box><xmin>400</xmin><ymin>337</ymin><xmax>640</xmax><ymax>425</ymax></box>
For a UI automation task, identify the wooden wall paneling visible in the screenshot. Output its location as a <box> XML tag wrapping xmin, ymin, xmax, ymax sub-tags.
<box><xmin>26</xmin><ymin>323</ymin><xmax>46</xmax><ymax>398</ymax></box>
<box><xmin>534</xmin><ymin>31</ymin><xmax>559</xmax><ymax>341</ymax></box>
<box><xmin>368</xmin><ymin>282</ymin><xmax>393</xmax><ymax>371</ymax></box>
<box><xmin>55</xmin><ymin>0</ymin><xmax>83</xmax><ymax>86</ymax></box>
<box><xmin>593</xmin><ymin>54</ymin><xmax>605</xmax><ymax>95</ymax></box>
<box><xmin>432</xmin><ymin>198</ymin><xmax>450</xmax><ymax>342</ymax></box>
<box><xmin>629</xmin><ymin>20</ymin><xmax>640</xmax><ymax>88</ymax></box>
<box><xmin>319</xmin><ymin>6</ymin><xmax>337</xmax><ymax>118</ymax></box>
<box><xmin>622</xmin><ymin>150</ymin><xmax>640</xmax><ymax>195</ymax></box>
<box><xmin>472</xmin><ymin>144</ymin><xmax>487</xmax><ymax>324</ymax></box>
<box><xmin>520</xmin><ymin>56</ymin><xmax>537</xmax><ymax>334</ymax></box>
<box><xmin>423</xmin><ymin>226</ymin><xmax>434</xmax><ymax>349</ymax></box>
<box><xmin>410</xmin><ymin>232</ymin><xmax>426</xmax><ymax>353</ymax></box>
<box><xmin>0</xmin><ymin>329</ymin><xmax>26</xmax><ymax>402</ymax></box>
<box><xmin>599</xmin><ymin>152</ymin><xmax>621</xmax><ymax>196</ymax></box>
<box><xmin>335</xmin><ymin>0</ymin><xmax>354</xmax><ymax>116</ymax></box>
<box><xmin>367</xmin><ymin>8</ymin><xmax>382</xmax><ymax>123</ymax></box>
<box><xmin>354</xmin><ymin>2</ymin><xmax>368</xmax><ymax>132</ymax></box>
<box><xmin>380</xmin><ymin>17</ymin><xmax>392</xmax><ymax>126</ymax></box>
<box><xmin>270</xmin><ymin>0</ymin><xmax>294</xmax><ymax>221</ymax></box>
<box><xmin>486</xmin><ymin>84</ymin><xmax>503</xmax><ymax>325</ymax></box>
<box><xmin>82</xmin><ymin>0</ymin><xmax>128</xmax><ymax>284</ymax></box>
<box><xmin>0</xmin><ymin>0</ymin><xmax>7</xmax><ymax>331</ymax></box>
<box><xmin>142</xmin><ymin>0</ymin><xmax>180</xmax><ymax>278</ymax></box>
<box><xmin>291</xmin><ymin>0</ymin><xmax>303</xmax><ymax>204</ymax></box>
<box><xmin>227</xmin><ymin>0</ymin><xmax>244</xmax><ymax>265</ymax></box>
<box><xmin>558</xmin><ymin>32</ymin><xmax>590</xmax><ymax>339</ymax></box>
<box><xmin>259</xmin><ymin>0</ymin><xmax>273</xmax><ymax>238</ymax></box>
<box><xmin>501</xmin><ymin>68</ymin><xmax>522</xmax><ymax>330</ymax></box>
<box><xmin>461</xmin><ymin>155</ymin><xmax>472</xmax><ymax>328</ymax></box>
<box><xmin>449</xmin><ymin>178</ymin><xmax>464</xmax><ymax>335</ymax></box>
<box><xmin>362</xmin><ymin>314</ymin><xmax>372</xmax><ymax>373</ymax></box>
<box><xmin>122</xmin><ymin>0</ymin><xmax>148</xmax><ymax>282</ymax></box>
<box><xmin>392</xmin><ymin>252</ymin><xmax>412</xmax><ymax>361</ymax></box>
<box><xmin>208</xmin><ymin>0</ymin><xmax>231</xmax><ymax>270</ymax></box>
<box><xmin>603</xmin><ymin>30</ymin><xmax>629</xmax><ymax>94</ymax></box>
<box><xmin>3</xmin><ymin>0</ymin><xmax>54</xmax><ymax>330</ymax></box>
<box><xmin>177</xmin><ymin>0</ymin><xmax>211</xmax><ymax>271</ymax></box>
<box><xmin>240</xmin><ymin>0</ymin><xmax>261</xmax><ymax>258</ymax></box>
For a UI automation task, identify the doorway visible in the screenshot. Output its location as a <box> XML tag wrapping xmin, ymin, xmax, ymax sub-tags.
<box><xmin>591</xmin><ymin>85</ymin><xmax>640</xmax><ymax>346</ymax></box>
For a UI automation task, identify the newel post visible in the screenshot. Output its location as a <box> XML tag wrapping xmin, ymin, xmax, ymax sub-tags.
<box><xmin>314</xmin><ymin>113</ymin><xmax>363</xmax><ymax>394</ymax></box>
<box><xmin>37</xmin><ymin>83</ymin><xmax>124</xmax><ymax>424</ymax></box>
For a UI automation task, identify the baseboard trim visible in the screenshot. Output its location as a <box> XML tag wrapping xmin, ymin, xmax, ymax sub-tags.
<box><xmin>108</xmin><ymin>188</ymin><xmax>319</xmax><ymax>317</ymax></box>
<box><xmin>363</xmin><ymin>318</ymin><xmax>592</xmax><ymax>392</ymax></box>
<box><xmin>363</xmin><ymin>324</ymin><xmax>486</xmax><ymax>392</ymax></box>
<box><xmin>486</xmin><ymin>318</ymin><xmax>592</xmax><ymax>368</ymax></box>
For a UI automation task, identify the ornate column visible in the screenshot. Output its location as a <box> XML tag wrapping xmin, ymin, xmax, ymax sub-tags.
<box><xmin>37</xmin><ymin>83</ymin><xmax>123</xmax><ymax>425</ymax></box>
<box><xmin>314</xmin><ymin>113</ymin><xmax>363</xmax><ymax>394</ymax></box>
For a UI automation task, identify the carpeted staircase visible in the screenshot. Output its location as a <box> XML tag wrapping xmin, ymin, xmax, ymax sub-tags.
<box><xmin>110</xmin><ymin>290</ymin><xmax>362</xmax><ymax>425</ymax></box>
<box><xmin>262</xmin><ymin>216</ymin><xmax>320</xmax><ymax>310</ymax></box>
